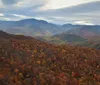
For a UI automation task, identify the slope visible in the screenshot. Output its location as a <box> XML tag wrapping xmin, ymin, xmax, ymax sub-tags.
<box><xmin>0</xmin><ymin>31</ymin><xmax>100</xmax><ymax>85</ymax></box>
<box><xmin>67</xmin><ymin>25</ymin><xmax>100</xmax><ymax>39</ymax></box>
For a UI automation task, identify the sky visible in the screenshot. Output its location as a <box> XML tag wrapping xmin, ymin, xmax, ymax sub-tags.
<box><xmin>0</xmin><ymin>0</ymin><xmax>100</xmax><ymax>25</ymax></box>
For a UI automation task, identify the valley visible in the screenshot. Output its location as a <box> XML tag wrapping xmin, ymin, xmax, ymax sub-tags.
<box><xmin>0</xmin><ymin>19</ymin><xmax>100</xmax><ymax>49</ymax></box>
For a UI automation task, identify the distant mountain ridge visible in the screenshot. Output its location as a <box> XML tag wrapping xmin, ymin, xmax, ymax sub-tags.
<box><xmin>0</xmin><ymin>19</ymin><xmax>68</xmax><ymax>36</ymax></box>
<box><xmin>0</xmin><ymin>18</ymin><xmax>100</xmax><ymax>37</ymax></box>
<box><xmin>67</xmin><ymin>25</ymin><xmax>100</xmax><ymax>39</ymax></box>
<box><xmin>0</xmin><ymin>18</ymin><xmax>100</xmax><ymax>48</ymax></box>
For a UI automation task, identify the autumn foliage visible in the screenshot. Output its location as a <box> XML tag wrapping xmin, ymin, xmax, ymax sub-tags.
<box><xmin>0</xmin><ymin>37</ymin><xmax>100</xmax><ymax>85</ymax></box>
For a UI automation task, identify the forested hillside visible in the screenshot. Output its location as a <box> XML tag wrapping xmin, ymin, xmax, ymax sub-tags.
<box><xmin>0</xmin><ymin>31</ymin><xmax>100</xmax><ymax>85</ymax></box>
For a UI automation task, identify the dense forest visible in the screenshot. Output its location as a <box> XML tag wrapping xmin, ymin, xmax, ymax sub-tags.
<box><xmin>0</xmin><ymin>32</ymin><xmax>100</xmax><ymax>85</ymax></box>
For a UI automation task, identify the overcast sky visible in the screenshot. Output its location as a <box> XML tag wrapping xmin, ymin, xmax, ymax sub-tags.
<box><xmin>0</xmin><ymin>0</ymin><xmax>100</xmax><ymax>25</ymax></box>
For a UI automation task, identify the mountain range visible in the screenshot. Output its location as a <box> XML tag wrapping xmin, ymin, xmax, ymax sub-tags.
<box><xmin>0</xmin><ymin>18</ymin><xmax>100</xmax><ymax>49</ymax></box>
<box><xmin>0</xmin><ymin>18</ymin><xmax>97</xmax><ymax>37</ymax></box>
<box><xmin>0</xmin><ymin>19</ymin><xmax>70</xmax><ymax>36</ymax></box>
<box><xmin>67</xmin><ymin>25</ymin><xmax>100</xmax><ymax>39</ymax></box>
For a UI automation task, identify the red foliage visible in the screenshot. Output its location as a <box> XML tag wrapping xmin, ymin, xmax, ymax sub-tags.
<box><xmin>0</xmin><ymin>38</ymin><xmax>100</xmax><ymax>85</ymax></box>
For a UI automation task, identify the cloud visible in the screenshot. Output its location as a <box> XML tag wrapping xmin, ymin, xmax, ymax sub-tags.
<box><xmin>1</xmin><ymin>0</ymin><xmax>19</xmax><ymax>5</ymax></box>
<box><xmin>74</xmin><ymin>21</ymin><xmax>94</xmax><ymax>25</ymax></box>
<box><xmin>12</xmin><ymin>14</ymin><xmax>32</xmax><ymax>19</ymax></box>
<box><xmin>0</xmin><ymin>0</ymin><xmax>47</xmax><ymax>8</ymax></box>
<box><xmin>42</xmin><ymin>0</ymin><xmax>100</xmax><ymax>10</ymax></box>
<box><xmin>43</xmin><ymin>1</ymin><xmax>100</xmax><ymax>16</ymax></box>
<box><xmin>0</xmin><ymin>13</ymin><xmax>33</xmax><ymax>21</ymax></box>
<box><xmin>0</xmin><ymin>13</ymin><xmax>4</xmax><ymax>16</ymax></box>
<box><xmin>38</xmin><ymin>1</ymin><xmax>100</xmax><ymax>24</ymax></box>
<box><xmin>0</xmin><ymin>0</ymin><xmax>100</xmax><ymax>25</ymax></box>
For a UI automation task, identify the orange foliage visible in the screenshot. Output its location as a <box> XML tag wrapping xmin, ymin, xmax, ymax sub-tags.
<box><xmin>0</xmin><ymin>38</ymin><xmax>100</xmax><ymax>85</ymax></box>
